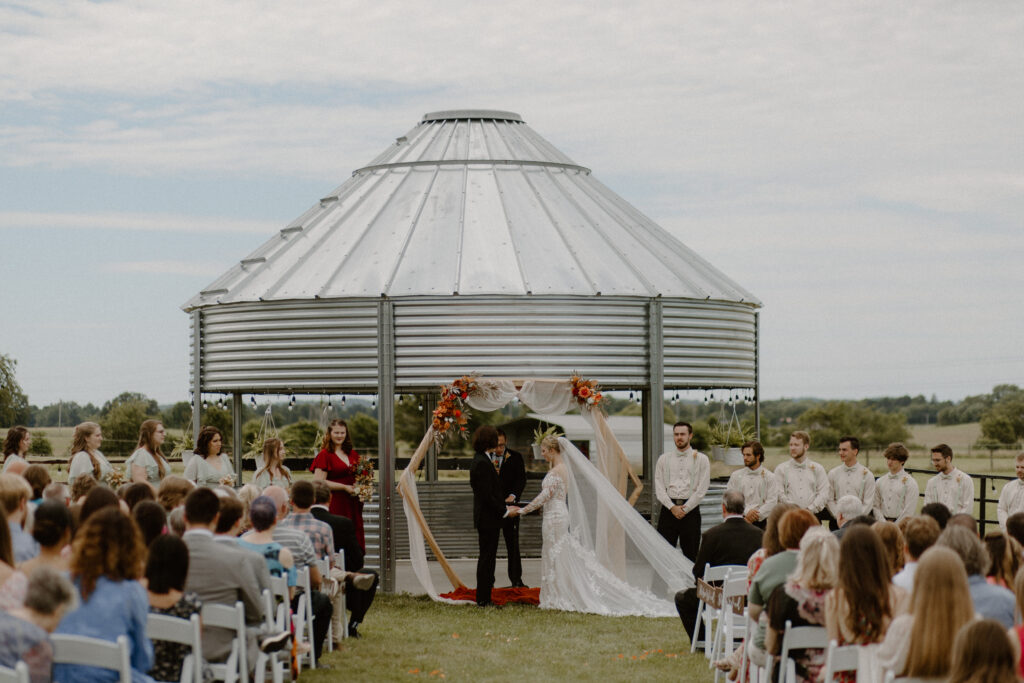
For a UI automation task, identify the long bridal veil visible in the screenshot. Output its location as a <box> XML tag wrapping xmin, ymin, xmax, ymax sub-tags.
<box><xmin>558</xmin><ymin>436</ymin><xmax>695</xmax><ymax>608</ymax></box>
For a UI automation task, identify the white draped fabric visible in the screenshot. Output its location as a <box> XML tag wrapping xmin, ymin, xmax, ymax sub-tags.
<box><xmin>397</xmin><ymin>377</ymin><xmax>695</xmax><ymax>609</ymax></box>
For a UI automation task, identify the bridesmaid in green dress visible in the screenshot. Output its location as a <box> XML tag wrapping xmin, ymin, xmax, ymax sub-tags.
<box><xmin>253</xmin><ymin>438</ymin><xmax>293</xmax><ymax>490</ymax></box>
<box><xmin>125</xmin><ymin>420</ymin><xmax>169</xmax><ymax>487</ymax></box>
<box><xmin>184</xmin><ymin>426</ymin><xmax>235</xmax><ymax>488</ymax></box>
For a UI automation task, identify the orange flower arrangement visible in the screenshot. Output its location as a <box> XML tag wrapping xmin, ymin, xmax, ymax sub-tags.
<box><xmin>431</xmin><ymin>374</ymin><xmax>480</xmax><ymax>444</ymax></box>
<box><xmin>570</xmin><ymin>373</ymin><xmax>604</xmax><ymax>410</ymax></box>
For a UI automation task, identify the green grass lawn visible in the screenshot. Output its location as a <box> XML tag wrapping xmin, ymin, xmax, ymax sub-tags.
<box><xmin>303</xmin><ymin>593</ymin><xmax>711</xmax><ymax>682</ymax></box>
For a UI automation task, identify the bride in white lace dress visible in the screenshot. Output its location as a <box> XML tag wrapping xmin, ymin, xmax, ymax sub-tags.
<box><xmin>509</xmin><ymin>434</ymin><xmax>692</xmax><ymax>617</ymax></box>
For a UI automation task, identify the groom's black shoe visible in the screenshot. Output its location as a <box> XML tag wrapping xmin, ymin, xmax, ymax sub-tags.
<box><xmin>511</xmin><ymin>581</ymin><xmax>528</xmax><ymax>588</ymax></box>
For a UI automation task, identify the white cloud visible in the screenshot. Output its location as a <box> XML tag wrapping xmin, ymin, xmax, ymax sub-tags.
<box><xmin>100</xmin><ymin>260</ymin><xmax>227</xmax><ymax>277</ymax></box>
<box><xmin>0</xmin><ymin>211</ymin><xmax>278</xmax><ymax>234</ymax></box>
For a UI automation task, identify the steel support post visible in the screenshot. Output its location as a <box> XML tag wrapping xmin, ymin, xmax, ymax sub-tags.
<box><xmin>377</xmin><ymin>300</ymin><xmax>397</xmax><ymax>592</ymax></box>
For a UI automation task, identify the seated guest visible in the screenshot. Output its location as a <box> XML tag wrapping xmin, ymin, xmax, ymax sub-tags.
<box><xmin>293</xmin><ymin>480</ymin><xmax>377</xmax><ymax>639</ymax></box>
<box><xmin>893</xmin><ymin>515</ymin><xmax>941</xmax><ymax>591</ymax></box>
<box><xmin>180</xmin><ymin>488</ymin><xmax>287</xmax><ymax>673</ymax></box>
<box><xmin>872</xmin><ymin>521</ymin><xmax>906</xmax><ymax>581</ymax></box>
<box><xmin>212</xmin><ymin>496</ymin><xmax>272</xmax><ymax>597</ymax></box>
<box><xmin>764</xmin><ymin>528</ymin><xmax>838</xmax><ymax>683</ymax></box>
<box><xmin>311</xmin><ymin>480</ymin><xmax>379</xmax><ymax>641</ymax></box>
<box><xmin>921</xmin><ymin>501</ymin><xmax>951</xmax><ymax>530</ymax></box>
<box><xmin>238</xmin><ymin>496</ymin><xmax>296</xmax><ymax>592</ymax></box>
<box><xmin>123</xmin><ymin>483</ymin><xmax>156</xmax><ymax>512</ymax></box>
<box><xmin>157</xmin><ymin>476</ymin><xmax>193</xmax><ymax>513</ymax></box>
<box><xmin>938</xmin><ymin>524</ymin><xmax>1016</xmax><ymax>628</ymax></box>
<box><xmin>77</xmin><ymin>486</ymin><xmax>120</xmax><ymax>528</ymax></box>
<box><xmin>236</xmin><ymin>484</ymin><xmax>261</xmax><ymax>533</ymax></box>
<box><xmin>747</xmin><ymin>509</ymin><xmax>817</xmax><ymax>667</ymax></box>
<box><xmin>948</xmin><ymin>513</ymin><xmax>979</xmax><ymax>535</ymax></box>
<box><xmin>0</xmin><ymin>505</ymin><xmax>29</xmax><ymax>610</ymax></box>
<box><xmin>54</xmin><ymin>507</ymin><xmax>153</xmax><ymax>683</ymax></box>
<box><xmin>948</xmin><ymin>619</ymin><xmax>1019</xmax><ymax>683</ymax></box>
<box><xmin>0</xmin><ymin>473</ymin><xmax>39</xmax><ymax>563</ymax></box>
<box><xmin>825</xmin><ymin>525</ymin><xmax>908</xmax><ymax>679</ymax></box>
<box><xmin>675</xmin><ymin>490</ymin><xmax>762</xmax><ymax>642</ymax></box>
<box><xmin>878</xmin><ymin>546</ymin><xmax>975</xmax><ymax>679</ymax></box>
<box><xmin>0</xmin><ymin>566</ymin><xmax>76</xmax><ymax>683</ymax></box>
<box><xmin>983</xmin><ymin>530</ymin><xmax>1021</xmax><ymax>588</ymax></box>
<box><xmin>1005</xmin><ymin>512</ymin><xmax>1024</xmax><ymax>550</ymax></box>
<box><xmin>19</xmin><ymin>501</ymin><xmax>72</xmax><ymax>576</ymax></box>
<box><xmin>132</xmin><ymin>501</ymin><xmax>167</xmax><ymax>547</ymax></box>
<box><xmin>1011</xmin><ymin>567</ymin><xmax>1024</xmax><ymax>680</ymax></box>
<box><xmin>70</xmin><ymin>474</ymin><xmax>98</xmax><ymax>505</ymax></box>
<box><xmin>832</xmin><ymin>495</ymin><xmax>867</xmax><ymax>540</ymax></box>
<box><xmin>145</xmin><ymin>535</ymin><xmax>202</xmax><ymax>683</ymax></box>
<box><xmin>262</xmin><ymin>485</ymin><xmax>333</xmax><ymax>657</ymax></box>
<box><xmin>42</xmin><ymin>482</ymin><xmax>69</xmax><ymax>506</ymax></box>
<box><xmin>167</xmin><ymin>508</ymin><xmax>186</xmax><ymax>536</ymax></box>
<box><xmin>22</xmin><ymin>465</ymin><xmax>51</xmax><ymax>505</ymax></box>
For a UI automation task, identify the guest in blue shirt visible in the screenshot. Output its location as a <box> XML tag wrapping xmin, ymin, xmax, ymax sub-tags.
<box><xmin>54</xmin><ymin>507</ymin><xmax>154</xmax><ymax>683</ymax></box>
<box><xmin>938</xmin><ymin>524</ymin><xmax>1016</xmax><ymax>628</ymax></box>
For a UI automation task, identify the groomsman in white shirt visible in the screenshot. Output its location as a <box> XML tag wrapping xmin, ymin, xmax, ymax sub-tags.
<box><xmin>654</xmin><ymin>422</ymin><xmax>710</xmax><ymax>562</ymax></box>
<box><xmin>774</xmin><ymin>431</ymin><xmax>830</xmax><ymax>522</ymax></box>
<box><xmin>826</xmin><ymin>436</ymin><xmax>875</xmax><ymax>530</ymax></box>
<box><xmin>997</xmin><ymin>453</ymin><xmax>1024</xmax><ymax>530</ymax></box>
<box><xmin>922</xmin><ymin>444</ymin><xmax>974</xmax><ymax>516</ymax></box>
<box><xmin>726</xmin><ymin>440</ymin><xmax>779</xmax><ymax>529</ymax></box>
<box><xmin>873</xmin><ymin>442</ymin><xmax>919</xmax><ymax>522</ymax></box>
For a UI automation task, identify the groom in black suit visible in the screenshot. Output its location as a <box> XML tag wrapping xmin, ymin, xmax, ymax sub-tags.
<box><xmin>675</xmin><ymin>490</ymin><xmax>763</xmax><ymax>641</ymax></box>
<box><xmin>495</xmin><ymin>428</ymin><xmax>527</xmax><ymax>587</ymax></box>
<box><xmin>470</xmin><ymin>425</ymin><xmax>509</xmax><ymax>607</ymax></box>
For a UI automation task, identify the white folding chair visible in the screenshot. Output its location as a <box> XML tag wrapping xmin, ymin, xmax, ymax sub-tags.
<box><xmin>692</xmin><ymin>564</ymin><xmax>747</xmax><ymax>655</ymax></box>
<box><xmin>294</xmin><ymin>566</ymin><xmax>316</xmax><ymax>670</ymax></box>
<box><xmin>200</xmin><ymin>601</ymin><xmax>247</xmax><ymax>683</ymax></box>
<box><xmin>712</xmin><ymin>573</ymin><xmax>749</xmax><ymax>682</ymax></box>
<box><xmin>147</xmin><ymin>612</ymin><xmax>203</xmax><ymax>683</ymax></box>
<box><xmin>777</xmin><ymin>620</ymin><xmax>828</xmax><ymax>683</ymax></box>
<box><xmin>692</xmin><ymin>565</ymin><xmax>749</xmax><ymax>655</ymax></box>
<box><xmin>318</xmin><ymin>554</ymin><xmax>346</xmax><ymax>647</ymax></box>
<box><xmin>822</xmin><ymin>639</ymin><xmax>860</xmax><ymax>682</ymax></box>
<box><xmin>266</xmin><ymin>578</ymin><xmax>290</xmax><ymax>631</ymax></box>
<box><xmin>51</xmin><ymin>633</ymin><xmax>131</xmax><ymax>683</ymax></box>
<box><xmin>0</xmin><ymin>661</ymin><xmax>29</xmax><ymax>683</ymax></box>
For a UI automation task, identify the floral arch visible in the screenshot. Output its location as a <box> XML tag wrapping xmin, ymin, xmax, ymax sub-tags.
<box><xmin>396</xmin><ymin>375</ymin><xmax>646</xmax><ymax>600</ymax></box>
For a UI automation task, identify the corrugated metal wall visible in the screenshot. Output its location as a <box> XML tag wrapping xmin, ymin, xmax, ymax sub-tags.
<box><xmin>393</xmin><ymin>296</ymin><xmax>649</xmax><ymax>387</ymax></box>
<box><xmin>193</xmin><ymin>296</ymin><xmax>757</xmax><ymax>392</ymax></box>
<box><xmin>662</xmin><ymin>301</ymin><xmax>756</xmax><ymax>388</ymax></box>
<box><xmin>198</xmin><ymin>300</ymin><xmax>379</xmax><ymax>392</ymax></box>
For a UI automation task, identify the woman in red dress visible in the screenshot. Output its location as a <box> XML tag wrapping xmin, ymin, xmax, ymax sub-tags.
<box><xmin>310</xmin><ymin>419</ymin><xmax>365</xmax><ymax>550</ymax></box>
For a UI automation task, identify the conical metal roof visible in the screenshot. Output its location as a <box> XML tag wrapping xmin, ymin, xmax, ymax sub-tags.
<box><xmin>184</xmin><ymin>110</ymin><xmax>759</xmax><ymax>309</ymax></box>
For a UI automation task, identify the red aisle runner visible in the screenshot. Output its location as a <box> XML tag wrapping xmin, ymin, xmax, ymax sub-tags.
<box><xmin>440</xmin><ymin>586</ymin><xmax>541</xmax><ymax>606</ymax></box>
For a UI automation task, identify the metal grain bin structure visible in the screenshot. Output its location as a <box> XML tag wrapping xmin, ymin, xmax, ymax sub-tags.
<box><xmin>183</xmin><ymin>109</ymin><xmax>761</xmax><ymax>589</ymax></box>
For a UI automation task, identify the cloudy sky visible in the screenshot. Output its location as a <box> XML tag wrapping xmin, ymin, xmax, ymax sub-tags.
<box><xmin>1</xmin><ymin>1</ymin><xmax>1022</xmax><ymax>407</ymax></box>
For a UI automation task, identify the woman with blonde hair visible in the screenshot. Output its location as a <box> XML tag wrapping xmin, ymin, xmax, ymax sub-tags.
<box><xmin>948</xmin><ymin>619</ymin><xmax>1019</xmax><ymax>683</ymax></box>
<box><xmin>877</xmin><ymin>545</ymin><xmax>975</xmax><ymax>678</ymax></box>
<box><xmin>253</xmin><ymin>438</ymin><xmax>292</xmax><ymax>489</ymax></box>
<box><xmin>872</xmin><ymin>520</ymin><xmax>906</xmax><ymax>580</ymax></box>
<box><xmin>125</xmin><ymin>419</ymin><xmax>169</xmax><ymax>486</ymax></box>
<box><xmin>68</xmin><ymin>422</ymin><xmax>111</xmax><ymax>484</ymax></box>
<box><xmin>183</xmin><ymin>426</ymin><xmax>235</xmax><ymax>488</ymax></box>
<box><xmin>310</xmin><ymin>419</ymin><xmax>365</xmax><ymax>549</ymax></box>
<box><xmin>764</xmin><ymin>528</ymin><xmax>839</xmax><ymax>682</ymax></box>
<box><xmin>2</xmin><ymin>426</ymin><xmax>31</xmax><ymax>473</ymax></box>
<box><xmin>156</xmin><ymin>475</ymin><xmax>194</xmax><ymax>513</ymax></box>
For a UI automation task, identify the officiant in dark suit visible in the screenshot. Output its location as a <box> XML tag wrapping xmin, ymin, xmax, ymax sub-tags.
<box><xmin>495</xmin><ymin>428</ymin><xmax>527</xmax><ymax>587</ymax></box>
<box><xmin>470</xmin><ymin>425</ymin><xmax>509</xmax><ymax>607</ymax></box>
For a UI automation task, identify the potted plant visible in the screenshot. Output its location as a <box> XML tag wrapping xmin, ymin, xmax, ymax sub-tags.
<box><xmin>707</xmin><ymin>419</ymin><xmax>754</xmax><ymax>465</ymax></box>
